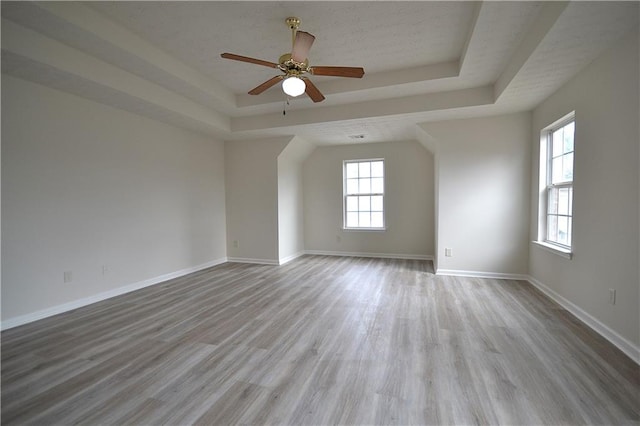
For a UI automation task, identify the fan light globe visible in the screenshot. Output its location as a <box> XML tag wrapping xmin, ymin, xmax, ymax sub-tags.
<box><xmin>282</xmin><ymin>76</ymin><xmax>306</xmax><ymax>97</ymax></box>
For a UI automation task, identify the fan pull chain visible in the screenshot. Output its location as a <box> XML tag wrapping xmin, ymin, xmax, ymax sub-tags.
<box><xmin>283</xmin><ymin>96</ymin><xmax>290</xmax><ymax>116</ymax></box>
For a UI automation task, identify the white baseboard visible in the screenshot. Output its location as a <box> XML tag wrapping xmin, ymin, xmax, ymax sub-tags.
<box><xmin>528</xmin><ymin>275</ymin><xmax>640</xmax><ymax>365</ymax></box>
<box><xmin>304</xmin><ymin>250</ymin><xmax>433</xmax><ymax>261</ymax></box>
<box><xmin>436</xmin><ymin>269</ymin><xmax>529</xmax><ymax>281</ymax></box>
<box><xmin>228</xmin><ymin>253</ymin><xmax>303</xmax><ymax>266</ymax></box>
<box><xmin>1</xmin><ymin>257</ymin><xmax>228</xmax><ymax>331</ymax></box>
<box><xmin>278</xmin><ymin>251</ymin><xmax>305</xmax><ymax>265</ymax></box>
<box><xmin>227</xmin><ymin>257</ymin><xmax>279</xmax><ymax>265</ymax></box>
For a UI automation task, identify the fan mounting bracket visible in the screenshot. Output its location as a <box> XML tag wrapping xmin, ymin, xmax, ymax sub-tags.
<box><xmin>285</xmin><ymin>17</ymin><xmax>301</xmax><ymax>30</ymax></box>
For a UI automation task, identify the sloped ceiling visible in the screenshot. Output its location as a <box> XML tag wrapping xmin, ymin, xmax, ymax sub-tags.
<box><xmin>2</xmin><ymin>1</ymin><xmax>638</xmax><ymax>145</ymax></box>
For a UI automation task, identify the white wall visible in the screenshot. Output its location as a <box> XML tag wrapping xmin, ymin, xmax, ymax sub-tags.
<box><xmin>529</xmin><ymin>29</ymin><xmax>639</xmax><ymax>350</ymax></box>
<box><xmin>421</xmin><ymin>112</ymin><xmax>531</xmax><ymax>276</ymax></box>
<box><xmin>277</xmin><ymin>136</ymin><xmax>314</xmax><ymax>264</ymax></box>
<box><xmin>225</xmin><ymin>136</ymin><xmax>290</xmax><ymax>263</ymax></box>
<box><xmin>1</xmin><ymin>75</ymin><xmax>227</xmax><ymax>323</ymax></box>
<box><xmin>303</xmin><ymin>140</ymin><xmax>434</xmax><ymax>258</ymax></box>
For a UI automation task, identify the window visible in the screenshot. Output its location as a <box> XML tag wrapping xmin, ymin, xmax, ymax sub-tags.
<box><xmin>343</xmin><ymin>159</ymin><xmax>384</xmax><ymax>229</ymax></box>
<box><xmin>539</xmin><ymin>114</ymin><xmax>575</xmax><ymax>252</ymax></box>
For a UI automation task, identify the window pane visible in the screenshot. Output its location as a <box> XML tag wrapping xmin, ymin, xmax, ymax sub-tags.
<box><xmin>371</xmin><ymin>212</ymin><xmax>383</xmax><ymax>228</ymax></box>
<box><xmin>371</xmin><ymin>178</ymin><xmax>384</xmax><ymax>194</ymax></box>
<box><xmin>552</xmin><ymin>157</ymin><xmax>563</xmax><ymax>184</ymax></box>
<box><xmin>547</xmin><ymin>215</ymin><xmax>558</xmax><ymax>241</ymax></box>
<box><xmin>562</xmin><ymin>153</ymin><xmax>573</xmax><ymax>182</ymax></box>
<box><xmin>346</xmin><ymin>196</ymin><xmax>358</xmax><ymax>211</ymax></box>
<box><xmin>564</xmin><ymin>122</ymin><xmax>574</xmax><ymax>153</ymax></box>
<box><xmin>558</xmin><ymin>188</ymin><xmax>569</xmax><ymax>215</ymax></box>
<box><xmin>346</xmin><ymin>212</ymin><xmax>358</xmax><ymax>227</ymax></box>
<box><xmin>558</xmin><ymin>216</ymin><xmax>569</xmax><ymax>245</ymax></box>
<box><xmin>344</xmin><ymin>159</ymin><xmax>385</xmax><ymax>229</ymax></box>
<box><xmin>548</xmin><ymin>188</ymin><xmax>558</xmax><ymax>214</ymax></box>
<box><xmin>359</xmin><ymin>212</ymin><xmax>371</xmax><ymax>227</ymax></box>
<box><xmin>359</xmin><ymin>178</ymin><xmax>371</xmax><ymax>193</ymax></box>
<box><xmin>552</xmin><ymin>129</ymin><xmax>563</xmax><ymax>157</ymax></box>
<box><xmin>346</xmin><ymin>163</ymin><xmax>359</xmax><ymax>178</ymax></box>
<box><xmin>543</xmin><ymin>119</ymin><xmax>575</xmax><ymax>247</ymax></box>
<box><xmin>371</xmin><ymin>195</ymin><xmax>383</xmax><ymax>211</ymax></box>
<box><xmin>371</xmin><ymin>161</ymin><xmax>384</xmax><ymax>177</ymax></box>
<box><xmin>568</xmin><ymin>187</ymin><xmax>573</xmax><ymax>215</ymax></box>
<box><xmin>346</xmin><ymin>178</ymin><xmax>358</xmax><ymax>194</ymax></box>
<box><xmin>359</xmin><ymin>196</ymin><xmax>370</xmax><ymax>211</ymax></box>
<box><xmin>359</xmin><ymin>162</ymin><xmax>370</xmax><ymax>178</ymax></box>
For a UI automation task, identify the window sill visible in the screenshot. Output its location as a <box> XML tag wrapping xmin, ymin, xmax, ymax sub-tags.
<box><xmin>343</xmin><ymin>227</ymin><xmax>386</xmax><ymax>232</ymax></box>
<box><xmin>532</xmin><ymin>241</ymin><xmax>573</xmax><ymax>259</ymax></box>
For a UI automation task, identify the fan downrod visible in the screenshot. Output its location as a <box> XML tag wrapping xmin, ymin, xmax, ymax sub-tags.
<box><xmin>279</xmin><ymin>17</ymin><xmax>309</xmax><ymax>75</ymax></box>
<box><xmin>285</xmin><ymin>17</ymin><xmax>301</xmax><ymax>51</ymax></box>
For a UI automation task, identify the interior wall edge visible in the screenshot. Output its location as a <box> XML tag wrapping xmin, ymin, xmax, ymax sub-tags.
<box><xmin>0</xmin><ymin>257</ymin><xmax>228</xmax><ymax>331</ymax></box>
<box><xmin>226</xmin><ymin>257</ymin><xmax>280</xmax><ymax>266</ymax></box>
<box><xmin>278</xmin><ymin>251</ymin><xmax>306</xmax><ymax>265</ymax></box>
<box><xmin>435</xmin><ymin>269</ymin><xmax>529</xmax><ymax>281</ymax></box>
<box><xmin>528</xmin><ymin>275</ymin><xmax>640</xmax><ymax>365</ymax></box>
<box><xmin>304</xmin><ymin>250</ymin><xmax>433</xmax><ymax>261</ymax></box>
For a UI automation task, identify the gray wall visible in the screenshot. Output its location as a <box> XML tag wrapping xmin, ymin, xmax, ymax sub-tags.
<box><xmin>422</xmin><ymin>112</ymin><xmax>532</xmax><ymax>276</ymax></box>
<box><xmin>2</xmin><ymin>75</ymin><xmax>227</xmax><ymax>322</ymax></box>
<box><xmin>278</xmin><ymin>137</ymin><xmax>314</xmax><ymax>263</ymax></box>
<box><xmin>529</xmin><ymin>29</ymin><xmax>639</xmax><ymax>349</ymax></box>
<box><xmin>224</xmin><ymin>137</ymin><xmax>289</xmax><ymax>264</ymax></box>
<box><xmin>303</xmin><ymin>140</ymin><xmax>434</xmax><ymax>258</ymax></box>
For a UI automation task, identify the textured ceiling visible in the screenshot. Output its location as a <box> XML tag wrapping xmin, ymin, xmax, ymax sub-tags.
<box><xmin>90</xmin><ymin>1</ymin><xmax>476</xmax><ymax>92</ymax></box>
<box><xmin>1</xmin><ymin>1</ymin><xmax>638</xmax><ymax>145</ymax></box>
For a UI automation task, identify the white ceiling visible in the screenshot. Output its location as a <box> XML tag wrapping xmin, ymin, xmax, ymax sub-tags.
<box><xmin>2</xmin><ymin>1</ymin><xmax>638</xmax><ymax>145</ymax></box>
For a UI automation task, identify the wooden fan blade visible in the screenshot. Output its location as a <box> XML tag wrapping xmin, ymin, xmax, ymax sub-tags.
<box><xmin>248</xmin><ymin>75</ymin><xmax>283</xmax><ymax>95</ymax></box>
<box><xmin>311</xmin><ymin>66</ymin><xmax>365</xmax><ymax>78</ymax></box>
<box><xmin>302</xmin><ymin>77</ymin><xmax>325</xmax><ymax>103</ymax></box>
<box><xmin>221</xmin><ymin>53</ymin><xmax>279</xmax><ymax>69</ymax></box>
<box><xmin>291</xmin><ymin>31</ymin><xmax>315</xmax><ymax>63</ymax></box>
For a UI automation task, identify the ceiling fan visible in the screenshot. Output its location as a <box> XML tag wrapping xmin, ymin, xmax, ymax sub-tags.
<box><xmin>221</xmin><ymin>17</ymin><xmax>365</xmax><ymax>103</ymax></box>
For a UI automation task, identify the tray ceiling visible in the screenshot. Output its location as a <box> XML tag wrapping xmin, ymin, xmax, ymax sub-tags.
<box><xmin>2</xmin><ymin>1</ymin><xmax>638</xmax><ymax>145</ymax></box>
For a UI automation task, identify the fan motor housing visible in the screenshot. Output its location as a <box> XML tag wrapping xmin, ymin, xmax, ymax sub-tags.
<box><xmin>278</xmin><ymin>53</ymin><xmax>309</xmax><ymax>75</ymax></box>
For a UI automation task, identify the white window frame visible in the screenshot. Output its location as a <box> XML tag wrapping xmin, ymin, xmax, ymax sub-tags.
<box><xmin>535</xmin><ymin>112</ymin><xmax>575</xmax><ymax>258</ymax></box>
<box><xmin>343</xmin><ymin>158</ymin><xmax>385</xmax><ymax>230</ymax></box>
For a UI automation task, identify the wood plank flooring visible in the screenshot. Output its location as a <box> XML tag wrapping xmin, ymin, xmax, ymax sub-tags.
<box><xmin>2</xmin><ymin>255</ymin><xmax>639</xmax><ymax>425</ymax></box>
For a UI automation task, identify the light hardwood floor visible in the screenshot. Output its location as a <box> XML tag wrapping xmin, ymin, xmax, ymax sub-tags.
<box><xmin>2</xmin><ymin>256</ymin><xmax>639</xmax><ymax>425</ymax></box>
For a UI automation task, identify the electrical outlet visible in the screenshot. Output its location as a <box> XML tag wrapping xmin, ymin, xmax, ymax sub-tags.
<box><xmin>609</xmin><ymin>289</ymin><xmax>616</xmax><ymax>305</ymax></box>
<box><xmin>63</xmin><ymin>271</ymin><xmax>73</xmax><ymax>283</ymax></box>
<box><xmin>445</xmin><ymin>248</ymin><xmax>452</xmax><ymax>257</ymax></box>
<box><xmin>336</xmin><ymin>235</ymin><xmax>341</xmax><ymax>243</ymax></box>
<box><xmin>233</xmin><ymin>240</ymin><xmax>239</xmax><ymax>248</ymax></box>
<box><xmin>102</xmin><ymin>265</ymin><xmax>109</xmax><ymax>275</ymax></box>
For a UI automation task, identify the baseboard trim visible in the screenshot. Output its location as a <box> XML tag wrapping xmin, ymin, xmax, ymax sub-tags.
<box><xmin>1</xmin><ymin>257</ymin><xmax>228</xmax><ymax>331</ymax></box>
<box><xmin>436</xmin><ymin>269</ymin><xmax>529</xmax><ymax>281</ymax></box>
<box><xmin>279</xmin><ymin>252</ymin><xmax>305</xmax><ymax>265</ymax></box>
<box><xmin>528</xmin><ymin>275</ymin><xmax>640</xmax><ymax>365</ymax></box>
<box><xmin>305</xmin><ymin>250</ymin><xmax>433</xmax><ymax>261</ymax></box>
<box><xmin>227</xmin><ymin>257</ymin><xmax>279</xmax><ymax>265</ymax></box>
